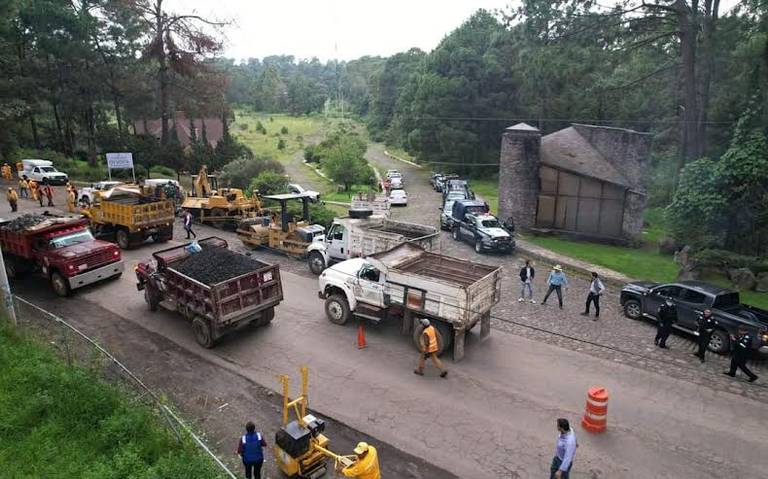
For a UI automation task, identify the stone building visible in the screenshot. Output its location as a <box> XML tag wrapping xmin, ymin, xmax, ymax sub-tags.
<box><xmin>498</xmin><ymin>123</ymin><xmax>652</xmax><ymax>242</ymax></box>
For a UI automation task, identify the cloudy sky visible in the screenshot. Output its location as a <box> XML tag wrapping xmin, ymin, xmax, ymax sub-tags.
<box><xmin>167</xmin><ymin>0</ymin><xmax>741</xmax><ymax>62</ymax></box>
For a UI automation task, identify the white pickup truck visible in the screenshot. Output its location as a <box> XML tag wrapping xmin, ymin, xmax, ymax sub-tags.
<box><xmin>306</xmin><ymin>213</ymin><xmax>438</xmax><ymax>275</ymax></box>
<box><xmin>19</xmin><ymin>159</ymin><xmax>69</xmax><ymax>185</ymax></box>
<box><xmin>317</xmin><ymin>243</ymin><xmax>502</xmax><ymax>361</ymax></box>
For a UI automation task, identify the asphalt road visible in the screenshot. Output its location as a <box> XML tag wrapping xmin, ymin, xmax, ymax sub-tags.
<box><xmin>4</xmin><ymin>174</ymin><xmax>768</xmax><ymax>478</ymax></box>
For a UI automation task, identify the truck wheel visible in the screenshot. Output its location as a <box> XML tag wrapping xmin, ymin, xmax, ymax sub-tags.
<box><xmin>308</xmin><ymin>251</ymin><xmax>326</xmax><ymax>275</ymax></box>
<box><xmin>257</xmin><ymin>307</ymin><xmax>275</xmax><ymax>326</ymax></box>
<box><xmin>623</xmin><ymin>299</ymin><xmax>642</xmax><ymax>320</ymax></box>
<box><xmin>50</xmin><ymin>271</ymin><xmax>71</xmax><ymax>297</ymax></box>
<box><xmin>412</xmin><ymin>320</ymin><xmax>452</xmax><ymax>356</ymax></box>
<box><xmin>116</xmin><ymin>229</ymin><xmax>130</xmax><ymax>250</ymax></box>
<box><xmin>708</xmin><ymin>329</ymin><xmax>730</xmax><ymax>354</ymax></box>
<box><xmin>192</xmin><ymin>317</ymin><xmax>215</xmax><ymax>348</ymax></box>
<box><xmin>325</xmin><ymin>294</ymin><xmax>350</xmax><ymax>325</ymax></box>
<box><xmin>451</xmin><ymin>227</ymin><xmax>460</xmax><ymax>241</ymax></box>
<box><xmin>144</xmin><ymin>287</ymin><xmax>160</xmax><ymax>312</ymax></box>
<box><xmin>474</xmin><ymin>239</ymin><xmax>484</xmax><ymax>254</ymax></box>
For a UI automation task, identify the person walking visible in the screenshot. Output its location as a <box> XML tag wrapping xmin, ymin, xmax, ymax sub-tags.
<box><xmin>28</xmin><ymin>180</ymin><xmax>38</xmax><ymax>203</ymax></box>
<box><xmin>339</xmin><ymin>442</ymin><xmax>381</xmax><ymax>479</ymax></box>
<box><xmin>183</xmin><ymin>210</ymin><xmax>196</xmax><ymax>239</ymax></box>
<box><xmin>413</xmin><ymin>318</ymin><xmax>447</xmax><ymax>378</ymax></box>
<box><xmin>67</xmin><ymin>188</ymin><xmax>76</xmax><ymax>213</ymax></box>
<box><xmin>518</xmin><ymin>260</ymin><xmax>535</xmax><ymax>303</ymax></box>
<box><xmin>724</xmin><ymin>327</ymin><xmax>759</xmax><ymax>382</ymax></box>
<box><xmin>236</xmin><ymin>421</ymin><xmax>266</xmax><ymax>479</ymax></box>
<box><xmin>541</xmin><ymin>265</ymin><xmax>568</xmax><ymax>309</ymax></box>
<box><xmin>550</xmin><ymin>418</ymin><xmax>577</xmax><ymax>479</ymax></box>
<box><xmin>693</xmin><ymin>309</ymin><xmax>718</xmax><ymax>362</ymax></box>
<box><xmin>18</xmin><ymin>177</ymin><xmax>28</xmax><ymax>198</ymax></box>
<box><xmin>654</xmin><ymin>298</ymin><xmax>677</xmax><ymax>349</ymax></box>
<box><xmin>43</xmin><ymin>184</ymin><xmax>54</xmax><ymax>207</ymax></box>
<box><xmin>7</xmin><ymin>187</ymin><xmax>18</xmax><ymax>212</ymax></box>
<box><xmin>580</xmin><ymin>272</ymin><xmax>605</xmax><ymax>320</ymax></box>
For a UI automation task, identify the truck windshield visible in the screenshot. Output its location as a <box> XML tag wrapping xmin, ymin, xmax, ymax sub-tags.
<box><xmin>49</xmin><ymin>230</ymin><xmax>94</xmax><ymax>248</ymax></box>
<box><xmin>712</xmin><ymin>292</ymin><xmax>740</xmax><ymax>309</ymax></box>
<box><xmin>480</xmin><ymin>219</ymin><xmax>501</xmax><ymax>228</ymax></box>
<box><xmin>41</xmin><ymin>166</ymin><xmax>57</xmax><ymax>172</ymax></box>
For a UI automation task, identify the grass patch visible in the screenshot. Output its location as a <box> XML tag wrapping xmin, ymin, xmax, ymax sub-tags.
<box><xmin>384</xmin><ymin>146</ymin><xmax>417</xmax><ymax>163</ymax></box>
<box><xmin>232</xmin><ymin>111</ymin><xmax>335</xmax><ymax>163</ymax></box>
<box><xmin>524</xmin><ymin>235</ymin><xmax>679</xmax><ymax>283</ymax></box>
<box><xmin>642</xmin><ymin>207</ymin><xmax>668</xmax><ymax>245</ymax></box>
<box><xmin>0</xmin><ymin>326</ymin><xmax>223</xmax><ymax>479</ymax></box>
<box><xmin>322</xmin><ymin>184</ymin><xmax>377</xmax><ymax>203</ymax></box>
<box><xmin>469</xmin><ymin>178</ymin><xmax>499</xmax><ymax>216</ymax></box>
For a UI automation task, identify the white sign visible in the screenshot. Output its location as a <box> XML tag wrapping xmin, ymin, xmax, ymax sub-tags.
<box><xmin>106</xmin><ymin>152</ymin><xmax>134</xmax><ymax>169</ymax></box>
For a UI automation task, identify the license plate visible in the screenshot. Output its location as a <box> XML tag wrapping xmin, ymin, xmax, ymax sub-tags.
<box><xmin>78</xmin><ymin>264</ymin><xmax>87</xmax><ymax>271</ymax></box>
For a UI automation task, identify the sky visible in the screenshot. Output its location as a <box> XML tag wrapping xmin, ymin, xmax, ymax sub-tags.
<box><xmin>167</xmin><ymin>0</ymin><xmax>512</xmax><ymax>62</ymax></box>
<box><xmin>167</xmin><ymin>0</ymin><xmax>742</xmax><ymax>63</ymax></box>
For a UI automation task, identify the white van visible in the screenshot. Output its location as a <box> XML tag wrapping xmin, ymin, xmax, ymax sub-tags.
<box><xmin>20</xmin><ymin>159</ymin><xmax>69</xmax><ymax>185</ymax></box>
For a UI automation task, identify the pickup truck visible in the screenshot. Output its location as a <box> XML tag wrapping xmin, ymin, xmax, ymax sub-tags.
<box><xmin>306</xmin><ymin>213</ymin><xmax>438</xmax><ymax>274</ymax></box>
<box><xmin>451</xmin><ymin>212</ymin><xmax>514</xmax><ymax>254</ymax></box>
<box><xmin>0</xmin><ymin>214</ymin><xmax>123</xmax><ymax>296</ymax></box>
<box><xmin>135</xmin><ymin>237</ymin><xmax>284</xmax><ymax>348</ymax></box>
<box><xmin>19</xmin><ymin>159</ymin><xmax>69</xmax><ymax>185</ymax></box>
<box><xmin>439</xmin><ymin>191</ymin><xmax>473</xmax><ymax>231</ymax></box>
<box><xmin>620</xmin><ymin>280</ymin><xmax>768</xmax><ymax>353</ymax></box>
<box><xmin>318</xmin><ymin>243</ymin><xmax>502</xmax><ymax>361</ymax></box>
<box><xmin>78</xmin><ymin>181</ymin><xmax>124</xmax><ymax>205</ymax></box>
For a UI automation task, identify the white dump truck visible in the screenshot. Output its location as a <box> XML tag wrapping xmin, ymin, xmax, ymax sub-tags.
<box><xmin>306</xmin><ymin>212</ymin><xmax>438</xmax><ymax>275</ymax></box>
<box><xmin>317</xmin><ymin>242</ymin><xmax>502</xmax><ymax>361</ymax></box>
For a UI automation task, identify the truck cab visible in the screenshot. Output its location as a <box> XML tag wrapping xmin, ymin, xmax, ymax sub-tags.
<box><xmin>451</xmin><ymin>211</ymin><xmax>514</xmax><ymax>254</ymax></box>
<box><xmin>318</xmin><ymin>258</ymin><xmax>386</xmax><ymax>324</ymax></box>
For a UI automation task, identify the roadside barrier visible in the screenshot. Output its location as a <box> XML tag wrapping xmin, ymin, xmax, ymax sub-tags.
<box><xmin>581</xmin><ymin>386</ymin><xmax>608</xmax><ymax>433</ymax></box>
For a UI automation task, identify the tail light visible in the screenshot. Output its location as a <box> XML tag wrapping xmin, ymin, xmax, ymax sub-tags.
<box><xmin>113</xmin><ymin>249</ymin><xmax>120</xmax><ymax>258</ymax></box>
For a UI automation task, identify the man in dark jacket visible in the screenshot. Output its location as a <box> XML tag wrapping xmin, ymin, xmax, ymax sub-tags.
<box><xmin>654</xmin><ymin>298</ymin><xmax>677</xmax><ymax>349</ymax></box>
<box><xmin>724</xmin><ymin>327</ymin><xmax>758</xmax><ymax>382</ymax></box>
<box><xmin>236</xmin><ymin>421</ymin><xmax>267</xmax><ymax>479</ymax></box>
<box><xmin>518</xmin><ymin>260</ymin><xmax>535</xmax><ymax>303</ymax></box>
<box><xmin>694</xmin><ymin>309</ymin><xmax>718</xmax><ymax>362</ymax></box>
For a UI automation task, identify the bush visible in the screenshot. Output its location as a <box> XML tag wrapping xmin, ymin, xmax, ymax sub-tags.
<box><xmin>285</xmin><ymin>202</ymin><xmax>337</xmax><ymax>229</ymax></box>
<box><xmin>149</xmin><ymin>165</ymin><xmax>177</xmax><ymax>179</ymax></box>
<box><xmin>277</xmin><ymin>139</ymin><xmax>286</xmax><ymax>150</ymax></box>
<box><xmin>255</xmin><ymin>121</ymin><xmax>266</xmax><ymax>135</ymax></box>
<box><xmin>693</xmin><ymin>249</ymin><xmax>768</xmax><ymax>274</ymax></box>
<box><xmin>280</xmin><ymin>126</ymin><xmax>288</xmax><ymax>134</ymax></box>
<box><xmin>248</xmin><ymin>170</ymin><xmax>288</xmax><ymax>196</ymax></box>
<box><xmin>238</xmin><ymin>123</ymin><xmax>249</xmax><ymax>131</ymax></box>
<box><xmin>219</xmin><ymin>155</ymin><xmax>284</xmax><ymax>190</ymax></box>
<box><xmin>303</xmin><ymin>144</ymin><xmax>320</xmax><ymax>163</ymax></box>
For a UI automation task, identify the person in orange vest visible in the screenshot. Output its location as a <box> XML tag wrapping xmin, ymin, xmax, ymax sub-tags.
<box><xmin>7</xmin><ymin>187</ymin><xmax>18</xmax><ymax>212</ymax></box>
<box><xmin>28</xmin><ymin>179</ymin><xmax>39</xmax><ymax>202</ymax></box>
<box><xmin>67</xmin><ymin>188</ymin><xmax>77</xmax><ymax>213</ymax></box>
<box><xmin>413</xmin><ymin>318</ymin><xmax>447</xmax><ymax>378</ymax></box>
<box><xmin>18</xmin><ymin>177</ymin><xmax>29</xmax><ymax>198</ymax></box>
<box><xmin>339</xmin><ymin>442</ymin><xmax>381</xmax><ymax>479</ymax></box>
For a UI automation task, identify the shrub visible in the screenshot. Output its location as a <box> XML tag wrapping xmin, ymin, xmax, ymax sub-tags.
<box><xmin>255</xmin><ymin>121</ymin><xmax>266</xmax><ymax>135</ymax></box>
<box><xmin>285</xmin><ymin>202</ymin><xmax>337</xmax><ymax>229</ymax></box>
<box><xmin>280</xmin><ymin>126</ymin><xmax>288</xmax><ymax>134</ymax></box>
<box><xmin>303</xmin><ymin>144</ymin><xmax>320</xmax><ymax>163</ymax></box>
<box><xmin>149</xmin><ymin>165</ymin><xmax>177</xmax><ymax>179</ymax></box>
<box><xmin>219</xmin><ymin>155</ymin><xmax>284</xmax><ymax>190</ymax></box>
<box><xmin>238</xmin><ymin>123</ymin><xmax>249</xmax><ymax>131</ymax></box>
<box><xmin>693</xmin><ymin>249</ymin><xmax>768</xmax><ymax>273</ymax></box>
<box><xmin>248</xmin><ymin>170</ymin><xmax>288</xmax><ymax>196</ymax></box>
<box><xmin>277</xmin><ymin>139</ymin><xmax>286</xmax><ymax>150</ymax></box>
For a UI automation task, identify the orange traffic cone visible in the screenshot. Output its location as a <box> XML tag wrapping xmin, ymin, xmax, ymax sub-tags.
<box><xmin>357</xmin><ymin>324</ymin><xmax>367</xmax><ymax>349</ymax></box>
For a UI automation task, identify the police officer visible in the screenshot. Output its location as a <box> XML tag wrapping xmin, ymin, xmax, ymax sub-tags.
<box><xmin>693</xmin><ymin>309</ymin><xmax>718</xmax><ymax>362</ymax></box>
<box><xmin>724</xmin><ymin>327</ymin><xmax>759</xmax><ymax>383</ymax></box>
<box><xmin>654</xmin><ymin>298</ymin><xmax>677</xmax><ymax>349</ymax></box>
<box><xmin>236</xmin><ymin>421</ymin><xmax>267</xmax><ymax>479</ymax></box>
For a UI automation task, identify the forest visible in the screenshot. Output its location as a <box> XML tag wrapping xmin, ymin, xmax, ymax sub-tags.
<box><xmin>1</xmin><ymin>0</ymin><xmax>766</xmax><ymax>254</ymax></box>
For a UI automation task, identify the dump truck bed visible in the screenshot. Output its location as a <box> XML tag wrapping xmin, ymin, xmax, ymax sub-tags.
<box><xmin>345</xmin><ymin>216</ymin><xmax>438</xmax><ymax>258</ymax></box>
<box><xmin>369</xmin><ymin>243</ymin><xmax>501</xmax><ymax>328</ymax></box>
<box><xmin>92</xmin><ymin>195</ymin><xmax>174</xmax><ymax>231</ymax></box>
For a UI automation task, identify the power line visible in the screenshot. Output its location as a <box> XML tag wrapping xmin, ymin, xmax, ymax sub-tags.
<box><xmin>389</xmin><ymin>116</ymin><xmax>735</xmax><ymax>125</ymax></box>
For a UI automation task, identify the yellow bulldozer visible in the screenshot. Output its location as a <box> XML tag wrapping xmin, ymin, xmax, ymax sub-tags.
<box><xmin>181</xmin><ymin>166</ymin><xmax>261</xmax><ymax>228</ymax></box>
<box><xmin>237</xmin><ymin>193</ymin><xmax>325</xmax><ymax>257</ymax></box>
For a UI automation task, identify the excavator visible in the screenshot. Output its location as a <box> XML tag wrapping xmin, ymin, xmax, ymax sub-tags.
<box><xmin>181</xmin><ymin>165</ymin><xmax>261</xmax><ymax>228</ymax></box>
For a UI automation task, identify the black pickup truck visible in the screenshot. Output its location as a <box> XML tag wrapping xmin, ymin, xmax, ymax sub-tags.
<box><xmin>620</xmin><ymin>280</ymin><xmax>768</xmax><ymax>354</ymax></box>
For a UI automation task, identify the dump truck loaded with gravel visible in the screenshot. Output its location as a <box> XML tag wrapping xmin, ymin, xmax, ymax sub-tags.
<box><xmin>135</xmin><ymin>237</ymin><xmax>283</xmax><ymax>347</ymax></box>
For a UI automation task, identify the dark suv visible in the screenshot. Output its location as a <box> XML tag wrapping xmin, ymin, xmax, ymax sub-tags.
<box><xmin>620</xmin><ymin>280</ymin><xmax>768</xmax><ymax>353</ymax></box>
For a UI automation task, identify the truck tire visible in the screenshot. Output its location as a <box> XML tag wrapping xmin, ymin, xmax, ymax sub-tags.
<box><xmin>257</xmin><ymin>307</ymin><xmax>275</xmax><ymax>326</ymax></box>
<box><xmin>50</xmin><ymin>271</ymin><xmax>71</xmax><ymax>297</ymax></box>
<box><xmin>412</xmin><ymin>320</ymin><xmax>452</xmax><ymax>356</ymax></box>
<box><xmin>325</xmin><ymin>294</ymin><xmax>350</xmax><ymax>325</ymax></box>
<box><xmin>144</xmin><ymin>287</ymin><xmax>160</xmax><ymax>312</ymax></box>
<box><xmin>474</xmin><ymin>239</ymin><xmax>484</xmax><ymax>254</ymax></box>
<box><xmin>708</xmin><ymin>329</ymin><xmax>730</xmax><ymax>354</ymax></box>
<box><xmin>210</xmin><ymin>208</ymin><xmax>227</xmax><ymax>229</ymax></box>
<box><xmin>623</xmin><ymin>299</ymin><xmax>642</xmax><ymax>320</ymax></box>
<box><xmin>308</xmin><ymin>251</ymin><xmax>326</xmax><ymax>275</ymax></box>
<box><xmin>116</xmin><ymin>229</ymin><xmax>130</xmax><ymax>250</ymax></box>
<box><xmin>192</xmin><ymin>316</ymin><xmax>215</xmax><ymax>348</ymax></box>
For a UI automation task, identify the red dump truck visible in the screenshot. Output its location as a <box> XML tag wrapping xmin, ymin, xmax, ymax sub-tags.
<box><xmin>0</xmin><ymin>214</ymin><xmax>124</xmax><ymax>296</ymax></box>
<box><xmin>135</xmin><ymin>237</ymin><xmax>283</xmax><ymax>347</ymax></box>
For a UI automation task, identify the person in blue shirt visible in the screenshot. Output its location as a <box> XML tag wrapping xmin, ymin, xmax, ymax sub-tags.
<box><xmin>551</xmin><ymin>418</ymin><xmax>577</xmax><ymax>479</ymax></box>
<box><xmin>541</xmin><ymin>265</ymin><xmax>568</xmax><ymax>309</ymax></box>
<box><xmin>236</xmin><ymin>421</ymin><xmax>267</xmax><ymax>479</ymax></box>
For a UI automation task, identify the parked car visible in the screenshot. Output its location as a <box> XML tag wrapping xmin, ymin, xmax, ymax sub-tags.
<box><xmin>385</xmin><ymin>169</ymin><xmax>401</xmax><ymax>179</ymax></box>
<box><xmin>389</xmin><ymin>189</ymin><xmax>408</xmax><ymax>206</ymax></box>
<box><xmin>19</xmin><ymin>159</ymin><xmax>69</xmax><ymax>185</ymax></box>
<box><xmin>429</xmin><ymin>173</ymin><xmax>444</xmax><ymax>190</ymax></box>
<box><xmin>434</xmin><ymin>174</ymin><xmax>458</xmax><ymax>193</ymax></box>
<box><xmin>78</xmin><ymin>181</ymin><xmax>125</xmax><ymax>205</ymax></box>
<box><xmin>451</xmin><ymin>213</ymin><xmax>514</xmax><ymax>254</ymax></box>
<box><xmin>440</xmin><ymin>194</ymin><xmax>480</xmax><ymax>230</ymax></box>
<box><xmin>443</xmin><ymin>179</ymin><xmax>473</xmax><ymax>201</ymax></box>
<box><xmin>620</xmin><ymin>281</ymin><xmax>768</xmax><ymax>353</ymax></box>
<box><xmin>389</xmin><ymin>176</ymin><xmax>404</xmax><ymax>189</ymax></box>
<box><xmin>288</xmin><ymin>183</ymin><xmax>321</xmax><ymax>202</ymax></box>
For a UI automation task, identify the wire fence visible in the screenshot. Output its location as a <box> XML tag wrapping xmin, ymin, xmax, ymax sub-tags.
<box><xmin>6</xmin><ymin>295</ymin><xmax>238</xmax><ymax>479</ymax></box>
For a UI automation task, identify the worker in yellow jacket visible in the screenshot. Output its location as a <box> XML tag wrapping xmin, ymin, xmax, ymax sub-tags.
<box><xmin>18</xmin><ymin>177</ymin><xmax>29</xmax><ymax>198</ymax></box>
<box><xmin>7</xmin><ymin>187</ymin><xmax>18</xmax><ymax>212</ymax></box>
<box><xmin>28</xmin><ymin>180</ymin><xmax>38</xmax><ymax>201</ymax></box>
<box><xmin>340</xmin><ymin>442</ymin><xmax>380</xmax><ymax>479</ymax></box>
<box><xmin>1</xmin><ymin>163</ymin><xmax>10</xmax><ymax>180</ymax></box>
<box><xmin>413</xmin><ymin>318</ymin><xmax>448</xmax><ymax>378</ymax></box>
<box><xmin>67</xmin><ymin>189</ymin><xmax>77</xmax><ymax>213</ymax></box>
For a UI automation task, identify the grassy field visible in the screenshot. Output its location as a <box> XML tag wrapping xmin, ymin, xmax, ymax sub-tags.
<box><xmin>0</xmin><ymin>326</ymin><xmax>223</xmax><ymax>479</ymax></box>
<box><xmin>232</xmin><ymin>111</ymin><xmax>335</xmax><ymax>163</ymax></box>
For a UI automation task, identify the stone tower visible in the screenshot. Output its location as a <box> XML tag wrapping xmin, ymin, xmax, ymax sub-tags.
<box><xmin>498</xmin><ymin>123</ymin><xmax>541</xmax><ymax>230</ymax></box>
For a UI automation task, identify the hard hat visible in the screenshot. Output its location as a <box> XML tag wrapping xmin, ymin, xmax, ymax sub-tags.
<box><xmin>353</xmin><ymin>442</ymin><xmax>369</xmax><ymax>455</ymax></box>
<box><xmin>419</xmin><ymin>318</ymin><xmax>430</xmax><ymax>327</ymax></box>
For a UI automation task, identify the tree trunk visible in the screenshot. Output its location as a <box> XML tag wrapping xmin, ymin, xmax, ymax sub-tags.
<box><xmin>29</xmin><ymin>113</ymin><xmax>40</xmax><ymax>149</ymax></box>
<box><xmin>676</xmin><ymin>0</ymin><xmax>700</xmax><ymax>176</ymax></box>
<box><xmin>156</xmin><ymin>0</ymin><xmax>169</xmax><ymax>145</ymax></box>
<box><xmin>697</xmin><ymin>0</ymin><xmax>719</xmax><ymax>157</ymax></box>
<box><xmin>113</xmin><ymin>93</ymin><xmax>123</xmax><ymax>137</ymax></box>
<box><xmin>85</xmin><ymin>105</ymin><xmax>97</xmax><ymax>166</ymax></box>
<box><xmin>52</xmin><ymin>101</ymin><xmax>64</xmax><ymax>150</ymax></box>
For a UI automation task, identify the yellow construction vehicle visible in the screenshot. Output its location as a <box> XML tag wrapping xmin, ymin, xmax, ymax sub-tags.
<box><xmin>274</xmin><ymin>367</ymin><xmax>355</xmax><ymax>479</ymax></box>
<box><xmin>181</xmin><ymin>166</ymin><xmax>261</xmax><ymax>227</ymax></box>
<box><xmin>237</xmin><ymin>193</ymin><xmax>325</xmax><ymax>257</ymax></box>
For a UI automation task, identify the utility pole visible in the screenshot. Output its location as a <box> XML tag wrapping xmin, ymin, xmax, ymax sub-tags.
<box><xmin>0</xmin><ymin>248</ymin><xmax>17</xmax><ymax>325</ymax></box>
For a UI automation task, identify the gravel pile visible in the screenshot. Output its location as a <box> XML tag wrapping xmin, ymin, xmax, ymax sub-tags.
<box><xmin>2</xmin><ymin>214</ymin><xmax>50</xmax><ymax>232</ymax></box>
<box><xmin>174</xmin><ymin>246</ymin><xmax>266</xmax><ymax>285</ymax></box>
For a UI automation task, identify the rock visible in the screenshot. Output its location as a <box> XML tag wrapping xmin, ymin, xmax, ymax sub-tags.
<box><xmin>674</xmin><ymin>245</ymin><xmax>693</xmax><ymax>267</ymax></box>
<box><xmin>677</xmin><ymin>267</ymin><xmax>700</xmax><ymax>281</ymax></box>
<box><xmin>728</xmin><ymin>268</ymin><xmax>756</xmax><ymax>291</ymax></box>
<box><xmin>658</xmin><ymin>237</ymin><xmax>680</xmax><ymax>255</ymax></box>
<box><xmin>676</xmin><ymin>246</ymin><xmax>699</xmax><ymax>280</ymax></box>
<box><xmin>756</xmin><ymin>272</ymin><xmax>768</xmax><ymax>293</ymax></box>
